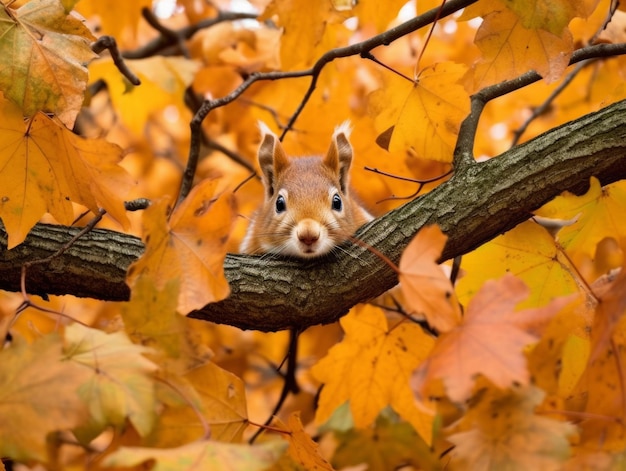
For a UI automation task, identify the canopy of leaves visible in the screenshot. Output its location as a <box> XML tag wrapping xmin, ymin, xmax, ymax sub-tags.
<box><xmin>0</xmin><ymin>0</ymin><xmax>626</xmax><ymax>469</ymax></box>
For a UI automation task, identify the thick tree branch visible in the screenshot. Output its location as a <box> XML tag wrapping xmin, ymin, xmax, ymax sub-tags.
<box><xmin>0</xmin><ymin>99</ymin><xmax>625</xmax><ymax>330</ymax></box>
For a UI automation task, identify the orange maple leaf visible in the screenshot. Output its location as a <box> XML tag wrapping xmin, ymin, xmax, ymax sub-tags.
<box><xmin>412</xmin><ymin>274</ymin><xmax>574</xmax><ymax>403</ymax></box>
<box><xmin>0</xmin><ymin>98</ymin><xmax>132</xmax><ymax>248</ymax></box>
<box><xmin>126</xmin><ymin>178</ymin><xmax>236</xmax><ymax>315</ymax></box>
<box><xmin>399</xmin><ymin>225</ymin><xmax>462</xmax><ymax>333</ymax></box>
<box><xmin>274</xmin><ymin>412</ymin><xmax>334</xmax><ymax>471</ymax></box>
<box><xmin>312</xmin><ymin>305</ymin><xmax>435</xmax><ymax>442</ymax></box>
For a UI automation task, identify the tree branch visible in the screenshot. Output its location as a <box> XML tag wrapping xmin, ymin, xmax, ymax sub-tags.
<box><xmin>1</xmin><ymin>99</ymin><xmax>625</xmax><ymax>330</ymax></box>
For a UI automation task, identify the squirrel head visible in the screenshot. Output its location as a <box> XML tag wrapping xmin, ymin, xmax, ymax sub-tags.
<box><xmin>243</xmin><ymin>122</ymin><xmax>369</xmax><ymax>258</ymax></box>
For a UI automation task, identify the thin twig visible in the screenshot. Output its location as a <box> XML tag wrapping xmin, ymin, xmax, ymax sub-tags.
<box><xmin>249</xmin><ymin>328</ymin><xmax>300</xmax><ymax>443</ymax></box>
<box><xmin>511</xmin><ymin>60</ymin><xmax>595</xmax><ymax>146</ymax></box>
<box><xmin>453</xmin><ymin>42</ymin><xmax>626</xmax><ymax>169</ymax></box>
<box><xmin>141</xmin><ymin>7</ymin><xmax>190</xmax><ymax>58</ymax></box>
<box><xmin>91</xmin><ymin>36</ymin><xmax>141</xmax><ymax>86</ymax></box>
<box><xmin>122</xmin><ymin>10</ymin><xmax>258</xmax><ymax>59</ymax></box>
<box><xmin>365</xmin><ymin>167</ymin><xmax>453</xmax><ymax>203</ymax></box>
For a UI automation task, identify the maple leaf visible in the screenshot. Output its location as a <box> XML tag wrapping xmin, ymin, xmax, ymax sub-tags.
<box><xmin>63</xmin><ymin>323</ymin><xmax>158</xmax><ymax>442</ymax></box>
<box><xmin>447</xmin><ymin>386</ymin><xmax>576</xmax><ymax>470</ymax></box>
<box><xmin>102</xmin><ymin>439</ymin><xmax>288</xmax><ymax>471</ymax></box>
<box><xmin>353</xmin><ymin>0</ymin><xmax>407</xmax><ymax>32</ymax></box>
<box><xmin>370</xmin><ymin>62</ymin><xmax>470</xmax><ymax>162</ymax></box>
<box><xmin>311</xmin><ymin>305</ymin><xmax>435</xmax><ymax>442</ymax></box>
<box><xmin>126</xmin><ymin>178</ymin><xmax>236</xmax><ymax>315</ymax></box>
<box><xmin>273</xmin><ymin>412</ymin><xmax>334</xmax><ymax>471</ymax></box>
<box><xmin>260</xmin><ymin>0</ymin><xmax>340</xmax><ymax>69</ymax></box>
<box><xmin>413</xmin><ymin>274</ymin><xmax>574</xmax><ymax>403</ymax></box>
<box><xmin>0</xmin><ymin>0</ymin><xmax>97</xmax><ymax>127</ymax></box>
<box><xmin>0</xmin><ymin>97</ymin><xmax>133</xmax><ymax>248</ymax></box>
<box><xmin>462</xmin><ymin>1</ymin><xmax>573</xmax><ymax>91</ymax></box>
<box><xmin>455</xmin><ymin>220</ymin><xmax>582</xmax><ymax>309</ymax></box>
<box><xmin>535</xmin><ymin>178</ymin><xmax>626</xmax><ymax>263</ymax></box>
<box><xmin>399</xmin><ymin>225</ymin><xmax>462</xmax><ymax>333</ymax></box>
<box><xmin>505</xmin><ymin>0</ymin><xmax>591</xmax><ymax>35</ymax></box>
<box><xmin>0</xmin><ymin>334</ymin><xmax>90</xmax><ymax>462</ymax></box>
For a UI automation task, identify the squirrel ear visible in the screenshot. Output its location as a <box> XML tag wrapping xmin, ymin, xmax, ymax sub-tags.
<box><xmin>325</xmin><ymin>121</ymin><xmax>353</xmax><ymax>193</ymax></box>
<box><xmin>258</xmin><ymin>122</ymin><xmax>289</xmax><ymax>198</ymax></box>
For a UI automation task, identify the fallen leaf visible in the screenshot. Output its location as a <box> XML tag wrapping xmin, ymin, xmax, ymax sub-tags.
<box><xmin>413</xmin><ymin>274</ymin><xmax>574</xmax><ymax>403</ymax></box>
<box><xmin>126</xmin><ymin>178</ymin><xmax>236</xmax><ymax>314</ymax></box>
<box><xmin>0</xmin><ymin>0</ymin><xmax>97</xmax><ymax>126</ymax></box>
<box><xmin>312</xmin><ymin>305</ymin><xmax>435</xmax><ymax>442</ymax></box>
<box><xmin>399</xmin><ymin>225</ymin><xmax>462</xmax><ymax>333</ymax></box>
<box><xmin>0</xmin><ymin>334</ymin><xmax>90</xmax><ymax>462</ymax></box>
<box><xmin>0</xmin><ymin>97</ymin><xmax>133</xmax><ymax>248</ymax></box>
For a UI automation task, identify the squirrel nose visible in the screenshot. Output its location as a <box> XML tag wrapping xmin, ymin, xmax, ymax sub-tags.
<box><xmin>298</xmin><ymin>232</ymin><xmax>319</xmax><ymax>246</ymax></box>
<box><xmin>297</xmin><ymin>220</ymin><xmax>321</xmax><ymax>246</ymax></box>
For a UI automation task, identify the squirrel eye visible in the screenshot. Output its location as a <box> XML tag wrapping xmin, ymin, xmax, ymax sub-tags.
<box><xmin>331</xmin><ymin>193</ymin><xmax>342</xmax><ymax>211</ymax></box>
<box><xmin>275</xmin><ymin>194</ymin><xmax>287</xmax><ymax>213</ymax></box>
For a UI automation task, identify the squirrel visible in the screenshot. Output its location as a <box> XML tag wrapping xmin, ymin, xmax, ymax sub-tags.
<box><xmin>240</xmin><ymin>122</ymin><xmax>373</xmax><ymax>258</ymax></box>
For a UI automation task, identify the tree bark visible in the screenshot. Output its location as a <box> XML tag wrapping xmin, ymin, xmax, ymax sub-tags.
<box><xmin>1</xmin><ymin>99</ymin><xmax>625</xmax><ymax>331</ymax></box>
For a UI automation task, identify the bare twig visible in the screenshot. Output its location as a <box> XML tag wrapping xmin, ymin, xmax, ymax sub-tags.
<box><xmin>141</xmin><ymin>7</ymin><xmax>191</xmax><ymax>58</ymax></box>
<box><xmin>122</xmin><ymin>10</ymin><xmax>258</xmax><ymax>59</ymax></box>
<box><xmin>365</xmin><ymin>167</ymin><xmax>453</xmax><ymax>202</ymax></box>
<box><xmin>91</xmin><ymin>36</ymin><xmax>141</xmax><ymax>86</ymax></box>
<box><xmin>511</xmin><ymin>60</ymin><xmax>595</xmax><ymax>146</ymax></box>
<box><xmin>249</xmin><ymin>328</ymin><xmax>300</xmax><ymax>443</ymax></box>
<box><xmin>453</xmin><ymin>42</ymin><xmax>626</xmax><ymax>169</ymax></box>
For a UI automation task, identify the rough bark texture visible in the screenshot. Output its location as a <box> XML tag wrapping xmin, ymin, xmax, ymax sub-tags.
<box><xmin>1</xmin><ymin>99</ymin><xmax>625</xmax><ymax>331</ymax></box>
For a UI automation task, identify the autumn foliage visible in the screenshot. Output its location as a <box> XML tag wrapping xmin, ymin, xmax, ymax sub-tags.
<box><xmin>1</xmin><ymin>0</ymin><xmax>626</xmax><ymax>470</ymax></box>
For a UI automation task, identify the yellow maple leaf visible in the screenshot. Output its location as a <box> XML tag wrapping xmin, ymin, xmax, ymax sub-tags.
<box><xmin>260</xmin><ymin>0</ymin><xmax>341</xmax><ymax>70</ymax></box>
<box><xmin>0</xmin><ymin>97</ymin><xmax>132</xmax><ymax>248</ymax></box>
<box><xmin>353</xmin><ymin>0</ymin><xmax>407</xmax><ymax>32</ymax></box>
<box><xmin>89</xmin><ymin>56</ymin><xmax>201</xmax><ymax>136</ymax></box>
<box><xmin>455</xmin><ymin>220</ymin><xmax>582</xmax><ymax>309</ymax></box>
<box><xmin>0</xmin><ymin>0</ymin><xmax>96</xmax><ymax>127</ymax></box>
<box><xmin>399</xmin><ymin>225</ymin><xmax>462</xmax><ymax>333</ymax></box>
<box><xmin>463</xmin><ymin>1</ymin><xmax>573</xmax><ymax>91</ymax></box>
<box><xmin>126</xmin><ymin>178</ymin><xmax>236</xmax><ymax>315</ymax></box>
<box><xmin>447</xmin><ymin>386</ymin><xmax>576</xmax><ymax>470</ymax></box>
<box><xmin>413</xmin><ymin>274</ymin><xmax>574</xmax><ymax>403</ymax></box>
<box><xmin>64</xmin><ymin>323</ymin><xmax>158</xmax><ymax>443</ymax></box>
<box><xmin>370</xmin><ymin>62</ymin><xmax>470</xmax><ymax>162</ymax></box>
<box><xmin>274</xmin><ymin>412</ymin><xmax>334</xmax><ymax>471</ymax></box>
<box><xmin>0</xmin><ymin>334</ymin><xmax>90</xmax><ymax>462</ymax></box>
<box><xmin>311</xmin><ymin>305</ymin><xmax>435</xmax><ymax>442</ymax></box>
<box><xmin>102</xmin><ymin>439</ymin><xmax>288</xmax><ymax>471</ymax></box>
<box><xmin>535</xmin><ymin>178</ymin><xmax>626</xmax><ymax>265</ymax></box>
